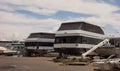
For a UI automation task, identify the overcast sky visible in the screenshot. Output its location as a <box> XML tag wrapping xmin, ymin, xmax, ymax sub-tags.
<box><xmin>0</xmin><ymin>0</ymin><xmax>120</xmax><ymax>41</ymax></box>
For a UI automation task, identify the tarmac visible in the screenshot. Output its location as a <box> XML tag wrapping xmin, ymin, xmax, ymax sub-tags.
<box><xmin>0</xmin><ymin>56</ymin><xmax>94</xmax><ymax>71</ymax></box>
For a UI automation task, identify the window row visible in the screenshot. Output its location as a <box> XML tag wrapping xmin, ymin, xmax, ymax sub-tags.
<box><xmin>55</xmin><ymin>36</ymin><xmax>102</xmax><ymax>44</ymax></box>
<box><xmin>58</xmin><ymin>22</ymin><xmax>104</xmax><ymax>34</ymax></box>
<box><xmin>25</xmin><ymin>42</ymin><xmax>54</xmax><ymax>46</ymax></box>
<box><xmin>109</xmin><ymin>39</ymin><xmax>120</xmax><ymax>47</ymax></box>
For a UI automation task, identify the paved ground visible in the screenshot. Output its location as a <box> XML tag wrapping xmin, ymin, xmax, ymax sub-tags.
<box><xmin>0</xmin><ymin>56</ymin><xmax>94</xmax><ymax>71</ymax></box>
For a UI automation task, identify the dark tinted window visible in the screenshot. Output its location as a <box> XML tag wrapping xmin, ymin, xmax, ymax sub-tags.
<box><xmin>55</xmin><ymin>36</ymin><xmax>82</xmax><ymax>43</ymax></box>
<box><xmin>55</xmin><ymin>36</ymin><xmax>102</xmax><ymax>44</ymax></box>
<box><xmin>82</xmin><ymin>37</ymin><xmax>102</xmax><ymax>44</ymax></box>
<box><xmin>109</xmin><ymin>39</ymin><xmax>115</xmax><ymax>45</ymax></box>
<box><xmin>109</xmin><ymin>39</ymin><xmax>120</xmax><ymax>47</ymax></box>
<box><xmin>58</xmin><ymin>22</ymin><xmax>104</xmax><ymax>34</ymax></box>
<box><xmin>81</xmin><ymin>23</ymin><xmax>104</xmax><ymax>34</ymax></box>
<box><xmin>25</xmin><ymin>42</ymin><xmax>54</xmax><ymax>46</ymax></box>
<box><xmin>28</xmin><ymin>33</ymin><xmax>55</xmax><ymax>39</ymax></box>
<box><xmin>58</xmin><ymin>22</ymin><xmax>82</xmax><ymax>30</ymax></box>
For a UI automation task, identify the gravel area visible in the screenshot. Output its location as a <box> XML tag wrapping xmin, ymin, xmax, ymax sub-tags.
<box><xmin>0</xmin><ymin>56</ymin><xmax>94</xmax><ymax>71</ymax></box>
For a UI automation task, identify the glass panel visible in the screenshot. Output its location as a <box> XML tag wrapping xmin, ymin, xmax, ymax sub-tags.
<box><xmin>55</xmin><ymin>36</ymin><xmax>102</xmax><ymax>44</ymax></box>
<box><xmin>28</xmin><ymin>33</ymin><xmax>55</xmax><ymax>39</ymax></box>
<box><xmin>58</xmin><ymin>22</ymin><xmax>82</xmax><ymax>30</ymax></box>
<box><xmin>58</xmin><ymin>22</ymin><xmax>104</xmax><ymax>34</ymax></box>
<box><xmin>81</xmin><ymin>23</ymin><xmax>104</xmax><ymax>34</ymax></box>
<box><xmin>25</xmin><ymin>42</ymin><xmax>53</xmax><ymax>46</ymax></box>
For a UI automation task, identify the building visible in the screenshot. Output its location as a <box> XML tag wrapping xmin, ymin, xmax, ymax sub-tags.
<box><xmin>25</xmin><ymin>32</ymin><xmax>55</xmax><ymax>56</ymax></box>
<box><xmin>54</xmin><ymin>21</ymin><xmax>106</xmax><ymax>56</ymax></box>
